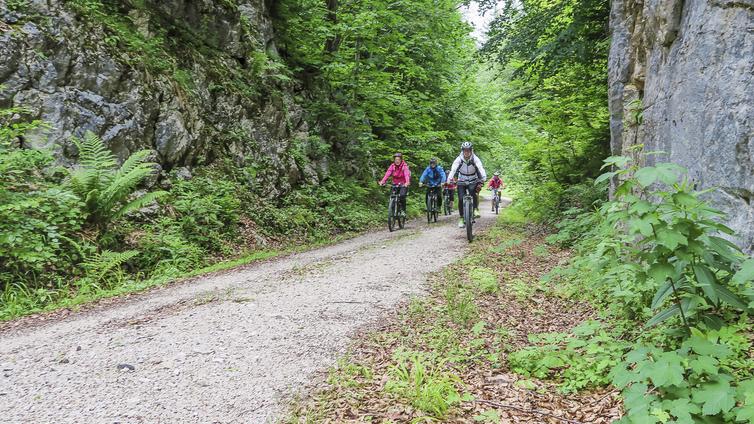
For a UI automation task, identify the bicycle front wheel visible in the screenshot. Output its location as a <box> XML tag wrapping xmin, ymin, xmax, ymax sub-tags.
<box><xmin>464</xmin><ymin>198</ymin><xmax>473</xmax><ymax>242</ymax></box>
<box><xmin>388</xmin><ymin>197</ymin><xmax>396</xmax><ymax>232</ymax></box>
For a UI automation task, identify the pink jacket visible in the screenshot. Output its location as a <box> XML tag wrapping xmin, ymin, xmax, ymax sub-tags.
<box><xmin>380</xmin><ymin>161</ymin><xmax>411</xmax><ymax>186</ymax></box>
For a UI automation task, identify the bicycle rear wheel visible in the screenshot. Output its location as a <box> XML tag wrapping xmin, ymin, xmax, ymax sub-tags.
<box><xmin>388</xmin><ymin>197</ymin><xmax>396</xmax><ymax>232</ymax></box>
<box><xmin>464</xmin><ymin>197</ymin><xmax>473</xmax><ymax>242</ymax></box>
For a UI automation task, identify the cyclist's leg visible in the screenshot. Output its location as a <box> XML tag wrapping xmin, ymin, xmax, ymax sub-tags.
<box><xmin>472</xmin><ymin>183</ymin><xmax>480</xmax><ymax>210</ymax></box>
<box><xmin>457</xmin><ymin>185</ymin><xmax>466</xmax><ymax>216</ymax></box>
<box><xmin>425</xmin><ymin>189</ymin><xmax>430</xmax><ymax>210</ymax></box>
<box><xmin>436</xmin><ymin>187</ymin><xmax>442</xmax><ymax>209</ymax></box>
<box><xmin>399</xmin><ymin>186</ymin><xmax>408</xmax><ymax>213</ymax></box>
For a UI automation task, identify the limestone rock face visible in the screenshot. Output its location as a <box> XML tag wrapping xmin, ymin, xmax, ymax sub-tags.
<box><xmin>0</xmin><ymin>0</ymin><xmax>319</xmax><ymax>194</ymax></box>
<box><xmin>609</xmin><ymin>0</ymin><xmax>754</xmax><ymax>249</ymax></box>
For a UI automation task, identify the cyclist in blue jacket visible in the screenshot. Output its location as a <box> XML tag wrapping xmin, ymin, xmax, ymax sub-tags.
<box><xmin>419</xmin><ymin>158</ymin><xmax>447</xmax><ymax>212</ymax></box>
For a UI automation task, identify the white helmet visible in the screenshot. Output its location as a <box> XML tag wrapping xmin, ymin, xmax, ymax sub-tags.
<box><xmin>461</xmin><ymin>141</ymin><xmax>472</xmax><ymax>150</ymax></box>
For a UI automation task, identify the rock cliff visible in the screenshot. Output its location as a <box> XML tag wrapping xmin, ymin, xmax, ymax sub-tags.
<box><xmin>609</xmin><ymin>0</ymin><xmax>754</xmax><ymax>249</ymax></box>
<box><xmin>0</xmin><ymin>0</ymin><xmax>319</xmax><ymax>194</ymax></box>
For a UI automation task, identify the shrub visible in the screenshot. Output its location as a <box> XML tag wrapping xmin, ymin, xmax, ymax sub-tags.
<box><xmin>68</xmin><ymin>131</ymin><xmax>165</xmax><ymax>228</ymax></box>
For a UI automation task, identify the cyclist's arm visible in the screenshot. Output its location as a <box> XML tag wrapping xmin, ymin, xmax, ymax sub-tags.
<box><xmin>475</xmin><ymin>155</ymin><xmax>487</xmax><ymax>182</ymax></box>
<box><xmin>447</xmin><ymin>157</ymin><xmax>461</xmax><ymax>183</ymax></box>
<box><xmin>419</xmin><ymin>167</ymin><xmax>429</xmax><ymax>184</ymax></box>
<box><xmin>379</xmin><ymin>164</ymin><xmax>394</xmax><ymax>185</ymax></box>
<box><xmin>404</xmin><ymin>165</ymin><xmax>411</xmax><ymax>186</ymax></box>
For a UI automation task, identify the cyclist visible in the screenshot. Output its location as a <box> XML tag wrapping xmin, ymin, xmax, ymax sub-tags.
<box><xmin>379</xmin><ymin>152</ymin><xmax>411</xmax><ymax>216</ymax></box>
<box><xmin>443</xmin><ymin>178</ymin><xmax>457</xmax><ymax>214</ymax></box>
<box><xmin>419</xmin><ymin>158</ymin><xmax>446</xmax><ymax>212</ymax></box>
<box><xmin>488</xmin><ymin>172</ymin><xmax>505</xmax><ymax>211</ymax></box>
<box><xmin>447</xmin><ymin>142</ymin><xmax>487</xmax><ymax>228</ymax></box>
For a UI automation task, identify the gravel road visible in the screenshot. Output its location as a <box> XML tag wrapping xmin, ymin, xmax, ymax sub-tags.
<box><xmin>0</xmin><ymin>199</ymin><xmax>502</xmax><ymax>423</ymax></box>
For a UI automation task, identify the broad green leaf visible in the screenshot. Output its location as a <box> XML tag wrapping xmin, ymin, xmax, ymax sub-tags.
<box><xmin>595</xmin><ymin>171</ymin><xmax>616</xmax><ymax>185</ymax></box>
<box><xmin>735</xmin><ymin>404</ymin><xmax>754</xmax><ymax>423</ymax></box>
<box><xmin>647</xmin><ymin>304</ymin><xmax>680</xmax><ymax>327</ymax></box>
<box><xmin>694</xmin><ymin>264</ymin><xmax>719</xmax><ymax>304</ymax></box>
<box><xmin>656</xmin><ymin>162</ymin><xmax>684</xmax><ymax>185</ymax></box>
<box><xmin>651</xmin><ymin>281</ymin><xmax>673</xmax><ymax>309</ymax></box>
<box><xmin>672</xmin><ymin>192</ymin><xmax>698</xmax><ymax>207</ymax></box>
<box><xmin>738</xmin><ymin>380</ymin><xmax>754</xmax><ymax>403</ymax></box>
<box><xmin>630</xmin><ymin>218</ymin><xmax>654</xmax><ymax>237</ymax></box>
<box><xmin>650</xmin><ymin>353</ymin><xmax>686</xmax><ymax>387</ymax></box>
<box><xmin>684</xmin><ymin>335</ymin><xmax>731</xmax><ymax>359</ymax></box>
<box><xmin>635</xmin><ymin>166</ymin><xmax>659</xmax><ymax>187</ymax></box>
<box><xmin>689</xmin><ymin>356</ymin><xmax>719</xmax><ymax>376</ymax></box>
<box><xmin>712</xmin><ymin>284</ymin><xmax>748</xmax><ymax>310</ymax></box>
<box><xmin>648</xmin><ymin>262</ymin><xmax>675</xmax><ymax>284</ymax></box>
<box><xmin>656</xmin><ymin>227</ymin><xmax>688</xmax><ymax>250</ymax></box>
<box><xmin>602</xmin><ymin>155</ymin><xmax>631</xmax><ymax>169</ymax></box>
<box><xmin>708</xmin><ymin>236</ymin><xmax>742</xmax><ymax>262</ymax></box>
<box><xmin>662</xmin><ymin>398</ymin><xmax>700</xmax><ymax>424</ymax></box>
<box><xmin>692</xmin><ymin>379</ymin><xmax>736</xmax><ymax>415</ymax></box>
<box><xmin>733</xmin><ymin>259</ymin><xmax>754</xmax><ymax>284</ymax></box>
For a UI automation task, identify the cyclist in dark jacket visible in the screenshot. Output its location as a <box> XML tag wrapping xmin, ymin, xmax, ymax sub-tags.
<box><xmin>419</xmin><ymin>158</ymin><xmax>447</xmax><ymax>211</ymax></box>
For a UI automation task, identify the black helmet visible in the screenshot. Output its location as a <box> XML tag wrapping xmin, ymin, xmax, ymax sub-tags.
<box><xmin>429</xmin><ymin>158</ymin><xmax>437</xmax><ymax>165</ymax></box>
<box><xmin>393</xmin><ymin>152</ymin><xmax>403</xmax><ymax>158</ymax></box>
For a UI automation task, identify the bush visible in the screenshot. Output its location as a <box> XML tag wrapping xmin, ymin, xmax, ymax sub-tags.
<box><xmin>0</xmin><ymin>149</ymin><xmax>86</xmax><ymax>290</ymax></box>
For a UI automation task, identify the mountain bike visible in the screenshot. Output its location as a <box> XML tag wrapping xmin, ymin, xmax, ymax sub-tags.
<box><xmin>457</xmin><ymin>179</ymin><xmax>479</xmax><ymax>242</ymax></box>
<box><xmin>387</xmin><ymin>184</ymin><xmax>406</xmax><ymax>232</ymax></box>
<box><xmin>443</xmin><ymin>186</ymin><xmax>453</xmax><ymax>216</ymax></box>
<box><xmin>424</xmin><ymin>185</ymin><xmax>440</xmax><ymax>223</ymax></box>
<box><xmin>491</xmin><ymin>189</ymin><xmax>501</xmax><ymax>215</ymax></box>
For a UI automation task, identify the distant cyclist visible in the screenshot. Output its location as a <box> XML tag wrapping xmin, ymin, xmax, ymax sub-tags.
<box><xmin>443</xmin><ymin>178</ymin><xmax>457</xmax><ymax>213</ymax></box>
<box><xmin>379</xmin><ymin>152</ymin><xmax>411</xmax><ymax>216</ymax></box>
<box><xmin>419</xmin><ymin>158</ymin><xmax>446</xmax><ymax>211</ymax></box>
<box><xmin>488</xmin><ymin>172</ymin><xmax>505</xmax><ymax>211</ymax></box>
<box><xmin>447</xmin><ymin>142</ymin><xmax>487</xmax><ymax>227</ymax></box>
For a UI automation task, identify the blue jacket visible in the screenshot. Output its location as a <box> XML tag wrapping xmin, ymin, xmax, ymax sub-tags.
<box><xmin>419</xmin><ymin>165</ymin><xmax>447</xmax><ymax>187</ymax></box>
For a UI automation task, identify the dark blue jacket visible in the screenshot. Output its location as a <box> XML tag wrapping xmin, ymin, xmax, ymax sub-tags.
<box><xmin>419</xmin><ymin>165</ymin><xmax>447</xmax><ymax>187</ymax></box>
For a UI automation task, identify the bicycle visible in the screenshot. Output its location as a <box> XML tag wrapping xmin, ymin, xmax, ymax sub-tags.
<box><xmin>443</xmin><ymin>186</ymin><xmax>453</xmax><ymax>216</ymax></box>
<box><xmin>422</xmin><ymin>184</ymin><xmax>441</xmax><ymax>223</ymax></box>
<box><xmin>387</xmin><ymin>184</ymin><xmax>406</xmax><ymax>232</ymax></box>
<box><xmin>457</xmin><ymin>179</ymin><xmax>479</xmax><ymax>242</ymax></box>
<box><xmin>491</xmin><ymin>189</ymin><xmax>501</xmax><ymax>215</ymax></box>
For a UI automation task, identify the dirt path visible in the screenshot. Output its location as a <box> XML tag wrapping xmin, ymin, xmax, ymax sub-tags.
<box><xmin>0</xmin><ymin>199</ymin><xmax>502</xmax><ymax>423</ymax></box>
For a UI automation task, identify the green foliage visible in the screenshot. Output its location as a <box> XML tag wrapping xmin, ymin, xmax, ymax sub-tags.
<box><xmin>385</xmin><ymin>351</ymin><xmax>465</xmax><ymax>419</ymax></box>
<box><xmin>470</xmin><ymin>267</ymin><xmax>499</xmax><ymax>294</ymax></box>
<box><xmin>68</xmin><ymin>131</ymin><xmax>165</xmax><ymax>228</ymax></box>
<box><xmin>444</xmin><ymin>282</ymin><xmax>479</xmax><ymax>326</ymax></box>
<box><xmin>528</xmin><ymin>157</ymin><xmax>754</xmax><ymax>423</ymax></box>
<box><xmin>508</xmin><ymin>321</ymin><xmax>627</xmax><ymax>393</ymax></box>
<box><xmin>611</xmin><ymin>328</ymin><xmax>754</xmax><ymax>423</ymax></box>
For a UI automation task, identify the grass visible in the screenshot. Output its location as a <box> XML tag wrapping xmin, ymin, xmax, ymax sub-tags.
<box><xmin>0</xmin><ymin>229</ymin><xmax>368</xmax><ymax>322</ymax></box>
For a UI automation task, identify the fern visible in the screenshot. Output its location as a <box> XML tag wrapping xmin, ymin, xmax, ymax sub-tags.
<box><xmin>67</xmin><ymin>131</ymin><xmax>164</xmax><ymax>227</ymax></box>
<box><xmin>81</xmin><ymin>249</ymin><xmax>139</xmax><ymax>286</ymax></box>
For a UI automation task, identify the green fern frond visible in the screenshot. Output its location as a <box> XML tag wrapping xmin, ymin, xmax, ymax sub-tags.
<box><xmin>113</xmin><ymin>150</ymin><xmax>152</xmax><ymax>181</ymax></box>
<box><xmin>100</xmin><ymin>163</ymin><xmax>157</xmax><ymax>212</ymax></box>
<box><xmin>72</xmin><ymin>131</ymin><xmax>116</xmax><ymax>173</ymax></box>
<box><xmin>82</xmin><ymin>249</ymin><xmax>139</xmax><ymax>284</ymax></box>
<box><xmin>114</xmin><ymin>190</ymin><xmax>167</xmax><ymax>219</ymax></box>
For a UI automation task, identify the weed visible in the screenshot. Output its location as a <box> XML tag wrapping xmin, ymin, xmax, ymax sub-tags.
<box><xmin>470</xmin><ymin>267</ymin><xmax>499</xmax><ymax>294</ymax></box>
<box><xmin>385</xmin><ymin>352</ymin><xmax>464</xmax><ymax>419</ymax></box>
<box><xmin>444</xmin><ymin>283</ymin><xmax>478</xmax><ymax>326</ymax></box>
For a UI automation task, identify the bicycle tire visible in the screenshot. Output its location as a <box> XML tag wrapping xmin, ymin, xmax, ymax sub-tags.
<box><xmin>464</xmin><ymin>198</ymin><xmax>473</xmax><ymax>242</ymax></box>
<box><xmin>398</xmin><ymin>212</ymin><xmax>405</xmax><ymax>229</ymax></box>
<box><xmin>388</xmin><ymin>197</ymin><xmax>396</xmax><ymax>232</ymax></box>
<box><xmin>495</xmin><ymin>196</ymin><xmax>499</xmax><ymax>215</ymax></box>
<box><xmin>426</xmin><ymin>194</ymin><xmax>432</xmax><ymax>224</ymax></box>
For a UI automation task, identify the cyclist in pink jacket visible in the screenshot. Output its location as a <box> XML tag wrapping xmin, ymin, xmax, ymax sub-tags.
<box><xmin>379</xmin><ymin>152</ymin><xmax>411</xmax><ymax>215</ymax></box>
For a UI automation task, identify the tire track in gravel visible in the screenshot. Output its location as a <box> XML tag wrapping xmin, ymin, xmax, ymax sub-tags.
<box><xmin>0</xmin><ymin>201</ymin><xmax>500</xmax><ymax>423</ymax></box>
